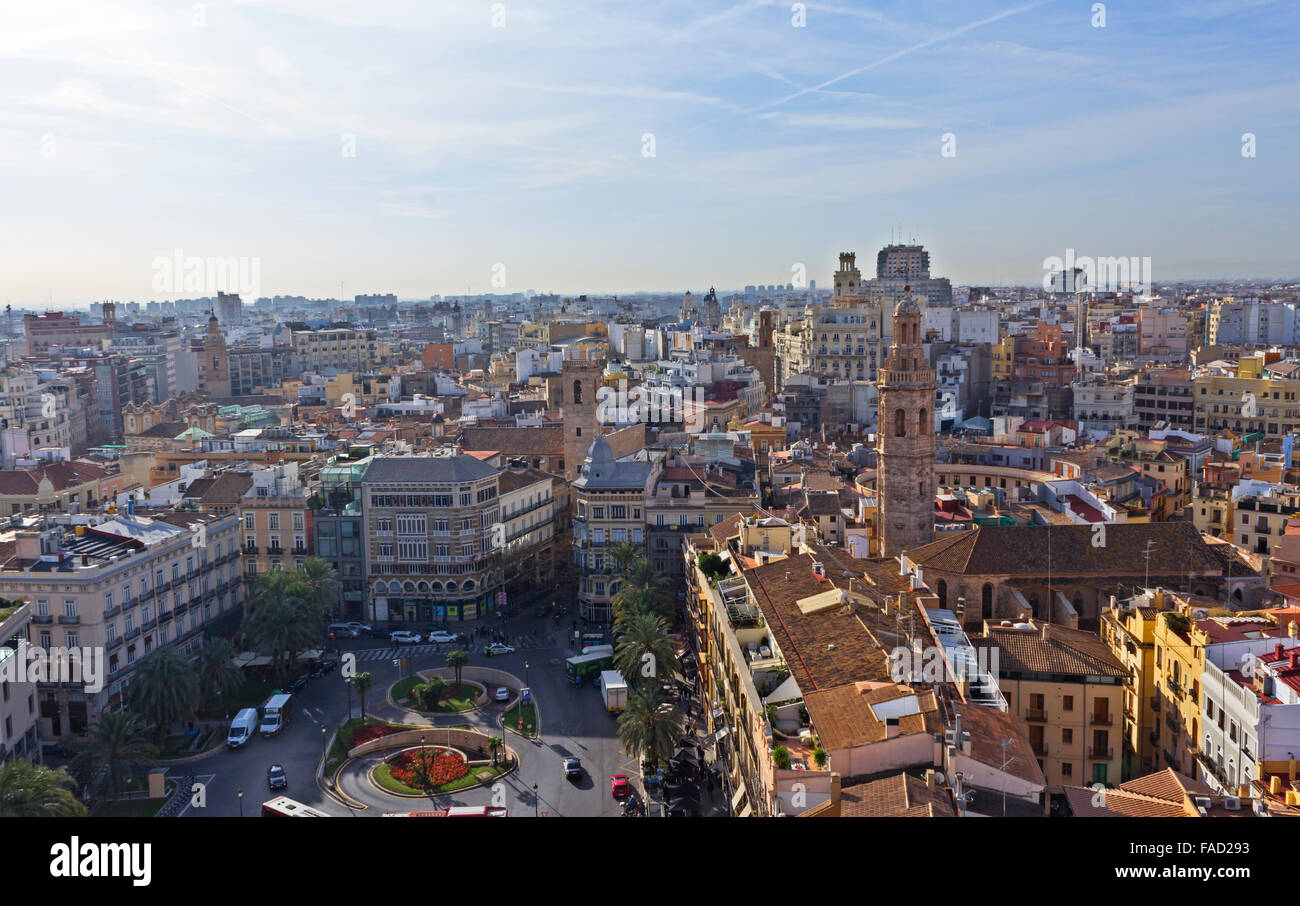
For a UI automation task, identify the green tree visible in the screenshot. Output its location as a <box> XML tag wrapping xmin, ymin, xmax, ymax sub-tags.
<box><xmin>613</xmin><ymin>610</ymin><xmax>680</xmax><ymax>689</ymax></box>
<box><xmin>613</xmin><ymin>560</ymin><xmax>673</xmax><ymax>623</ymax></box>
<box><xmin>0</xmin><ymin>759</ymin><xmax>86</xmax><ymax>817</ymax></box>
<box><xmin>446</xmin><ymin>650</ymin><xmax>469</xmax><ymax>689</ymax></box>
<box><xmin>195</xmin><ymin>637</ymin><xmax>242</xmax><ymax>709</ymax></box>
<box><xmin>415</xmin><ymin>676</ymin><xmax>448</xmax><ymax>710</ymax></box>
<box><xmin>697</xmin><ymin>552</ymin><xmax>729</xmax><ymax>582</ymax></box>
<box><xmin>772</xmin><ymin>744</ymin><xmax>791</xmax><ymax>770</ymax></box>
<box><xmin>298</xmin><ymin>556</ymin><xmax>342</xmax><ymax>620</ymax></box>
<box><xmin>243</xmin><ymin>582</ymin><xmax>317</xmax><ymax>681</ymax></box>
<box><xmin>128</xmin><ymin>648</ymin><xmax>199</xmax><ymax>743</ymax></box>
<box><xmin>350</xmin><ymin>672</ymin><xmax>374</xmax><ymax>720</ymax></box>
<box><xmin>617</xmin><ymin>685</ymin><xmax>684</xmax><ymax>771</ymax></box>
<box><xmin>488</xmin><ymin>735</ymin><xmax>503</xmax><ymax>767</ymax></box>
<box><xmin>71</xmin><ymin>711</ymin><xmax>158</xmax><ymax>802</ymax></box>
<box><xmin>604</xmin><ymin>541</ymin><xmax>645</xmax><ymax>579</ymax></box>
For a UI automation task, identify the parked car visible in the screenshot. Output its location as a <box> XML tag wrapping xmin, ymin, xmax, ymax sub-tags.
<box><xmin>267</xmin><ymin>764</ymin><xmax>288</xmax><ymax>791</ymax></box>
<box><xmin>536</xmin><ymin>604</ymin><xmax>550</xmax><ymax>618</ymax></box>
<box><xmin>368</xmin><ymin>626</ymin><xmax>391</xmax><ymax>639</ymax></box>
<box><xmin>483</xmin><ymin>642</ymin><xmax>515</xmax><ymax>656</ymax></box>
<box><xmin>494</xmin><ymin>687</ymin><xmax>511</xmax><ymax>702</ymax></box>
<box><xmin>345</xmin><ymin>622</ymin><xmax>371</xmax><ymax>634</ymax></box>
<box><xmin>564</xmin><ymin>757</ymin><xmax>583</xmax><ymax>780</ymax></box>
<box><xmin>391</xmin><ymin>630</ymin><xmax>422</xmax><ymax>644</ymax></box>
<box><xmin>328</xmin><ymin>622</ymin><xmax>360</xmax><ymax>639</ymax></box>
<box><xmin>287</xmin><ymin>675</ymin><xmax>310</xmax><ymax>693</ymax></box>
<box><xmin>426</xmin><ymin>631</ymin><xmax>458</xmax><ymax>644</ymax></box>
<box><xmin>610</xmin><ymin>774</ymin><xmax>631</xmax><ymax>798</ymax></box>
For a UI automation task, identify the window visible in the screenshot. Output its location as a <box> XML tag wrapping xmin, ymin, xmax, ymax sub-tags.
<box><xmin>894</xmin><ymin>409</ymin><xmax>906</xmax><ymax>437</ymax></box>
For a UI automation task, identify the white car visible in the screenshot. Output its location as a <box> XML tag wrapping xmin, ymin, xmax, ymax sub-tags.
<box><xmin>390</xmin><ymin>630</ymin><xmax>422</xmax><ymax>644</ymax></box>
<box><xmin>494</xmin><ymin>687</ymin><xmax>511</xmax><ymax>702</ymax></box>
<box><xmin>426</xmin><ymin>631</ymin><xmax>458</xmax><ymax>644</ymax></box>
<box><xmin>483</xmin><ymin>642</ymin><xmax>516</xmax><ymax>656</ymax></box>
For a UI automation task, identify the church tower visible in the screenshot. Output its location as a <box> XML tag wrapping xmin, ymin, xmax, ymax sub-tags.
<box><xmin>194</xmin><ymin>312</ymin><xmax>231</xmax><ymax>402</ymax></box>
<box><xmin>561</xmin><ymin>352</ymin><xmax>605</xmax><ymax>482</ymax></box>
<box><xmin>877</xmin><ymin>293</ymin><xmax>935</xmax><ymax>557</ymax></box>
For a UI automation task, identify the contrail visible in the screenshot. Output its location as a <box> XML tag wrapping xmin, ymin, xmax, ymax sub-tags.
<box><xmin>748</xmin><ymin>0</ymin><xmax>1057</xmax><ymax>113</ymax></box>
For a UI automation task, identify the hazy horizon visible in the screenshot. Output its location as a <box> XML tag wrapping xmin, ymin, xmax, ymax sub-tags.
<box><xmin>4</xmin><ymin>0</ymin><xmax>1297</xmax><ymax>305</ymax></box>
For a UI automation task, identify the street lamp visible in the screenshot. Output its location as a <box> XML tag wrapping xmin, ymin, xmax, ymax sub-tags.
<box><xmin>533</xmin><ymin>783</ymin><xmax>539</xmax><ymax>818</ymax></box>
<box><xmin>420</xmin><ymin>734</ymin><xmax>427</xmax><ymax>792</ymax></box>
<box><xmin>237</xmin><ymin>789</ymin><xmax>243</xmax><ymax>818</ymax></box>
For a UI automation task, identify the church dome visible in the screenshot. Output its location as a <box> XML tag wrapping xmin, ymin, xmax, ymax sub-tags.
<box><xmin>585</xmin><ymin>435</ymin><xmax>614</xmax><ymax>464</ymax></box>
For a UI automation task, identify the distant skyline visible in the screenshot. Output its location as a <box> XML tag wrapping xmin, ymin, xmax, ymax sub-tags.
<box><xmin>3</xmin><ymin>0</ymin><xmax>1297</xmax><ymax>304</ymax></box>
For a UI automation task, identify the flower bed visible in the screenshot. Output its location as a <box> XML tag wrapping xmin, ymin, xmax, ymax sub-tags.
<box><xmin>349</xmin><ymin>722</ymin><xmax>408</xmax><ymax>748</ymax></box>
<box><xmin>388</xmin><ymin>749</ymin><xmax>470</xmax><ymax>790</ymax></box>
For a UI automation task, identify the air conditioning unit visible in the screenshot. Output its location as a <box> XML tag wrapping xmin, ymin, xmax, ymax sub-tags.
<box><xmin>1223</xmin><ymin>795</ymin><xmax>1241</xmax><ymax>811</ymax></box>
<box><xmin>1194</xmin><ymin>796</ymin><xmax>1213</xmax><ymax>811</ymax></box>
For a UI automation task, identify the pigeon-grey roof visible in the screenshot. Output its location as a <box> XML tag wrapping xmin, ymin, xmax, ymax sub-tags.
<box><xmin>361</xmin><ymin>455</ymin><xmax>500</xmax><ymax>484</ymax></box>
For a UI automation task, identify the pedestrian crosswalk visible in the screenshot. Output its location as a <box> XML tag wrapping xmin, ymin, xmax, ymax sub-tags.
<box><xmin>353</xmin><ymin>635</ymin><xmax>551</xmax><ymax>663</ymax></box>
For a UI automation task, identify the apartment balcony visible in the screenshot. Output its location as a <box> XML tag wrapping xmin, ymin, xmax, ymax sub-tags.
<box><xmin>244</xmin><ymin>545</ymin><xmax>259</xmax><ymax>555</ymax></box>
<box><xmin>1090</xmin><ymin>746</ymin><xmax>1114</xmax><ymax>760</ymax></box>
<box><xmin>1165</xmin><ymin>712</ymin><xmax>1181</xmax><ymax>733</ymax></box>
<box><xmin>101</xmin><ymin>606</ymin><xmax>120</xmax><ymax>620</ymax></box>
<box><xmin>106</xmin><ymin>635</ymin><xmax>123</xmax><ymax>651</ymax></box>
<box><xmin>1149</xmin><ymin>696</ymin><xmax>1161</xmax><ymax>713</ymax></box>
<box><xmin>57</xmin><ymin>614</ymin><xmax>80</xmax><ymax>625</ymax></box>
<box><xmin>30</xmin><ymin>613</ymin><xmax>52</xmax><ymax>625</ymax></box>
<box><xmin>141</xmin><ymin>618</ymin><xmax>157</xmax><ymax>632</ymax></box>
<box><xmin>1026</xmin><ymin>709</ymin><xmax>1048</xmax><ymax>723</ymax></box>
<box><xmin>267</xmin><ymin>546</ymin><xmax>283</xmax><ymax>556</ymax></box>
<box><xmin>140</xmin><ymin>587</ymin><xmax>156</xmax><ymax>602</ymax></box>
<box><xmin>1031</xmin><ymin>741</ymin><xmax>1048</xmax><ymax>757</ymax></box>
<box><xmin>122</xmin><ymin>596</ymin><xmax>138</xmax><ymax>612</ymax></box>
<box><xmin>158</xmin><ymin>610</ymin><xmax>173</xmax><ymax>624</ymax></box>
<box><xmin>124</xmin><ymin>627</ymin><xmax>140</xmax><ymax>642</ymax></box>
<box><xmin>1091</xmin><ymin>713</ymin><xmax>1114</xmax><ymax>727</ymax></box>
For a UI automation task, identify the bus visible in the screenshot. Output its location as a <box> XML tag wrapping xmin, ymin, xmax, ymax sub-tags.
<box><xmin>261</xmin><ymin>796</ymin><xmax>331</xmax><ymax>817</ymax></box>
<box><xmin>381</xmin><ymin>806</ymin><xmax>508</xmax><ymax>817</ymax></box>
<box><xmin>565</xmin><ymin>644</ymin><xmax>615</xmax><ymax>683</ymax></box>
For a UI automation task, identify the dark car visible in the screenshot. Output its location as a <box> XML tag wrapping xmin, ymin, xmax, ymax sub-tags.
<box><xmin>267</xmin><ymin>764</ymin><xmax>287</xmax><ymax>791</ymax></box>
<box><xmin>288</xmin><ymin>675</ymin><xmax>310</xmax><ymax>693</ymax></box>
<box><xmin>564</xmin><ymin>757</ymin><xmax>583</xmax><ymax>780</ymax></box>
<box><xmin>368</xmin><ymin>626</ymin><xmax>391</xmax><ymax>639</ymax></box>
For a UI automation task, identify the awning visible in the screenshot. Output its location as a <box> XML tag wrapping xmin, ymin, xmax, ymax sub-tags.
<box><xmin>296</xmin><ymin>649</ymin><xmax>325</xmax><ymax>661</ymax></box>
<box><xmin>229</xmin><ymin>651</ymin><xmax>272</xmax><ymax>669</ymax></box>
<box><xmin>731</xmin><ymin>781</ymin><xmax>748</xmax><ymax>812</ymax></box>
<box><xmin>762</xmin><ymin>674</ymin><xmax>802</xmax><ymax>705</ymax></box>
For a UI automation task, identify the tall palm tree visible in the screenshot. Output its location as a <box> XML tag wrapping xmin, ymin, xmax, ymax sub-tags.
<box><xmin>195</xmin><ymin>637</ymin><xmax>242</xmax><ymax>709</ymax></box>
<box><xmin>298</xmin><ymin>556</ymin><xmax>342</xmax><ymax>620</ymax></box>
<box><xmin>0</xmin><ymin>758</ymin><xmax>86</xmax><ymax>817</ymax></box>
<box><xmin>350</xmin><ymin>672</ymin><xmax>373</xmax><ymax>720</ymax></box>
<box><xmin>70</xmin><ymin>711</ymin><xmax>158</xmax><ymax>803</ymax></box>
<box><xmin>604</xmin><ymin>542</ymin><xmax>644</xmax><ymax>579</ymax></box>
<box><xmin>617</xmin><ymin>686</ymin><xmax>684</xmax><ymax>771</ymax></box>
<box><xmin>446</xmin><ymin>650</ymin><xmax>469</xmax><ymax>690</ymax></box>
<box><xmin>128</xmin><ymin>648</ymin><xmax>199</xmax><ymax>743</ymax></box>
<box><xmin>613</xmin><ymin>610</ymin><xmax>680</xmax><ymax>689</ymax></box>
<box><xmin>249</xmin><ymin>568</ymin><xmax>305</xmax><ymax>619</ymax></box>
<box><xmin>244</xmin><ymin>596</ymin><xmax>317</xmax><ymax>680</ymax></box>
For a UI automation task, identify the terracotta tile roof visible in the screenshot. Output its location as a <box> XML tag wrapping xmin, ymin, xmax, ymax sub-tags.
<box><xmin>1064</xmin><ymin>768</ymin><xmax>1224</xmax><ymax>817</ymax></box>
<box><xmin>948</xmin><ymin>700</ymin><xmax>1046</xmax><ymax>788</ymax></box>
<box><xmin>972</xmin><ymin>621</ymin><xmax>1126</xmax><ymax>678</ymax></box>
<box><xmin>838</xmin><ymin>771</ymin><xmax>957</xmax><ymax>818</ymax></box>
<box><xmin>1119</xmin><ymin>767</ymin><xmax>1215</xmax><ymax>801</ymax></box>
<box><xmin>907</xmin><ymin>521</ymin><xmax>1224</xmax><ymax>579</ymax></box>
<box><xmin>459</xmin><ymin>425</ymin><xmax>563</xmax><ymax>455</ymax></box>
<box><xmin>804</xmin><ymin>682</ymin><xmax>941</xmax><ymax>750</ymax></box>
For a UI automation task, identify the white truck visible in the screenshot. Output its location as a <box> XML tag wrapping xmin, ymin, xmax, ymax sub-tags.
<box><xmin>259</xmin><ymin>693</ymin><xmax>293</xmax><ymax>737</ymax></box>
<box><xmin>599</xmin><ymin>670</ymin><xmax>629</xmax><ymax>713</ymax></box>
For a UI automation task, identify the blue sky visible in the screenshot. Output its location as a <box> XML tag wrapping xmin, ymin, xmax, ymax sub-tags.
<box><xmin>2</xmin><ymin>0</ymin><xmax>1296</xmax><ymax>304</ymax></box>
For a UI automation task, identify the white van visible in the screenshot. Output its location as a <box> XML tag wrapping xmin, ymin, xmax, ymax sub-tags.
<box><xmin>227</xmin><ymin>708</ymin><xmax>259</xmax><ymax>748</ymax></box>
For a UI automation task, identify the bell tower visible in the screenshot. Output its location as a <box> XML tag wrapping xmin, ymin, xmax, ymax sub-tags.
<box><xmin>877</xmin><ymin>291</ymin><xmax>936</xmax><ymax>557</ymax></box>
<box><xmin>562</xmin><ymin>353</ymin><xmax>605</xmax><ymax>482</ymax></box>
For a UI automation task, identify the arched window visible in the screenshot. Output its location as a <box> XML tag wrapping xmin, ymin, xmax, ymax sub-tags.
<box><xmin>894</xmin><ymin>409</ymin><xmax>906</xmax><ymax>437</ymax></box>
<box><xmin>573</xmin><ymin>380</ymin><xmax>583</xmax><ymax>405</ymax></box>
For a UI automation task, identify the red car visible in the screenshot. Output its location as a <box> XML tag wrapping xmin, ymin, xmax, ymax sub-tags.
<box><xmin>610</xmin><ymin>774</ymin><xmax>631</xmax><ymax>799</ymax></box>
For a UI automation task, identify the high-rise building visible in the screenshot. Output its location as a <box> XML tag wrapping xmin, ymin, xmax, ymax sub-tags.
<box><xmin>877</xmin><ymin>295</ymin><xmax>936</xmax><ymax>557</ymax></box>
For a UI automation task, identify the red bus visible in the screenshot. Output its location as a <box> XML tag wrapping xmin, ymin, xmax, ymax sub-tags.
<box><xmin>261</xmin><ymin>796</ymin><xmax>331</xmax><ymax>817</ymax></box>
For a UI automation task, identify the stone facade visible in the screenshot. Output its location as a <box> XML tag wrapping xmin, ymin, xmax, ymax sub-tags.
<box><xmin>877</xmin><ymin>296</ymin><xmax>936</xmax><ymax>557</ymax></box>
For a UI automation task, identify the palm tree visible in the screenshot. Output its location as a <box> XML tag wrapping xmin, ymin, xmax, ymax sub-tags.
<box><xmin>617</xmin><ymin>685</ymin><xmax>684</xmax><ymax>771</ymax></box>
<box><xmin>298</xmin><ymin>556</ymin><xmax>342</xmax><ymax>620</ymax></box>
<box><xmin>613</xmin><ymin>610</ymin><xmax>680</xmax><ymax>688</ymax></box>
<box><xmin>613</xmin><ymin>560</ymin><xmax>673</xmax><ymax>623</ymax></box>
<box><xmin>71</xmin><ymin>711</ymin><xmax>158</xmax><ymax>803</ymax></box>
<box><xmin>350</xmin><ymin>672</ymin><xmax>373</xmax><ymax>720</ymax></box>
<box><xmin>488</xmin><ymin>735</ymin><xmax>503</xmax><ymax>767</ymax></box>
<box><xmin>195</xmin><ymin>637</ymin><xmax>242</xmax><ymax>709</ymax></box>
<box><xmin>0</xmin><ymin>759</ymin><xmax>86</xmax><ymax>817</ymax></box>
<box><xmin>446</xmin><ymin>650</ymin><xmax>469</xmax><ymax>691</ymax></box>
<box><xmin>244</xmin><ymin>596</ymin><xmax>317</xmax><ymax>680</ymax></box>
<box><xmin>249</xmin><ymin>567</ymin><xmax>306</xmax><ymax>619</ymax></box>
<box><xmin>604</xmin><ymin>541</ymin><xmax>644</xmax><ymax>579</ymax></box>
<box><xmin>128</xmin><ymin>648</ymin><xmax>199</xmax><ymax>743</ymax></box>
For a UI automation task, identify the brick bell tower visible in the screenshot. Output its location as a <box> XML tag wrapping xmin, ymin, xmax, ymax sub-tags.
<box><xmin>877</xmin><ymin>290</ymin><xmax>936</xmax><ymax>557</ymax></box>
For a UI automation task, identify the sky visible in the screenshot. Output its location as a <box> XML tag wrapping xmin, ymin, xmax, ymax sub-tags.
<box><xmin>1</xmin><ymin>0</ymin><xmax>1297</xmax><ymax>305</ymax></box>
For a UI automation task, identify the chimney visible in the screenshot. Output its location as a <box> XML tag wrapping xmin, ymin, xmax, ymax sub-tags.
<box><xmin>925</xmin><ymin>768</ymin><xmax>938</xmax><ymax>789</ymax></box>
<box><xmin>1276</xmin><ymin>643</ymin><xmax>1285</xmax><ymax>662</ymax></box>
<box><xmin>1041</xmin><ymin>621</ymin><xmax>1050</xmax><ymax>640</ymax></box>
<box><xmin>1271</xmin><ymin>775</ymin><xmax>1283</xmax><ymax>796</ymax></box>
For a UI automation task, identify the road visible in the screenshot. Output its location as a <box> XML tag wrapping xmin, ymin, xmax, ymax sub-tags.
<box><xmin>178</xmin><ymin>606</ymin><xmax>635</xmax><ymax>817</ymax></box>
